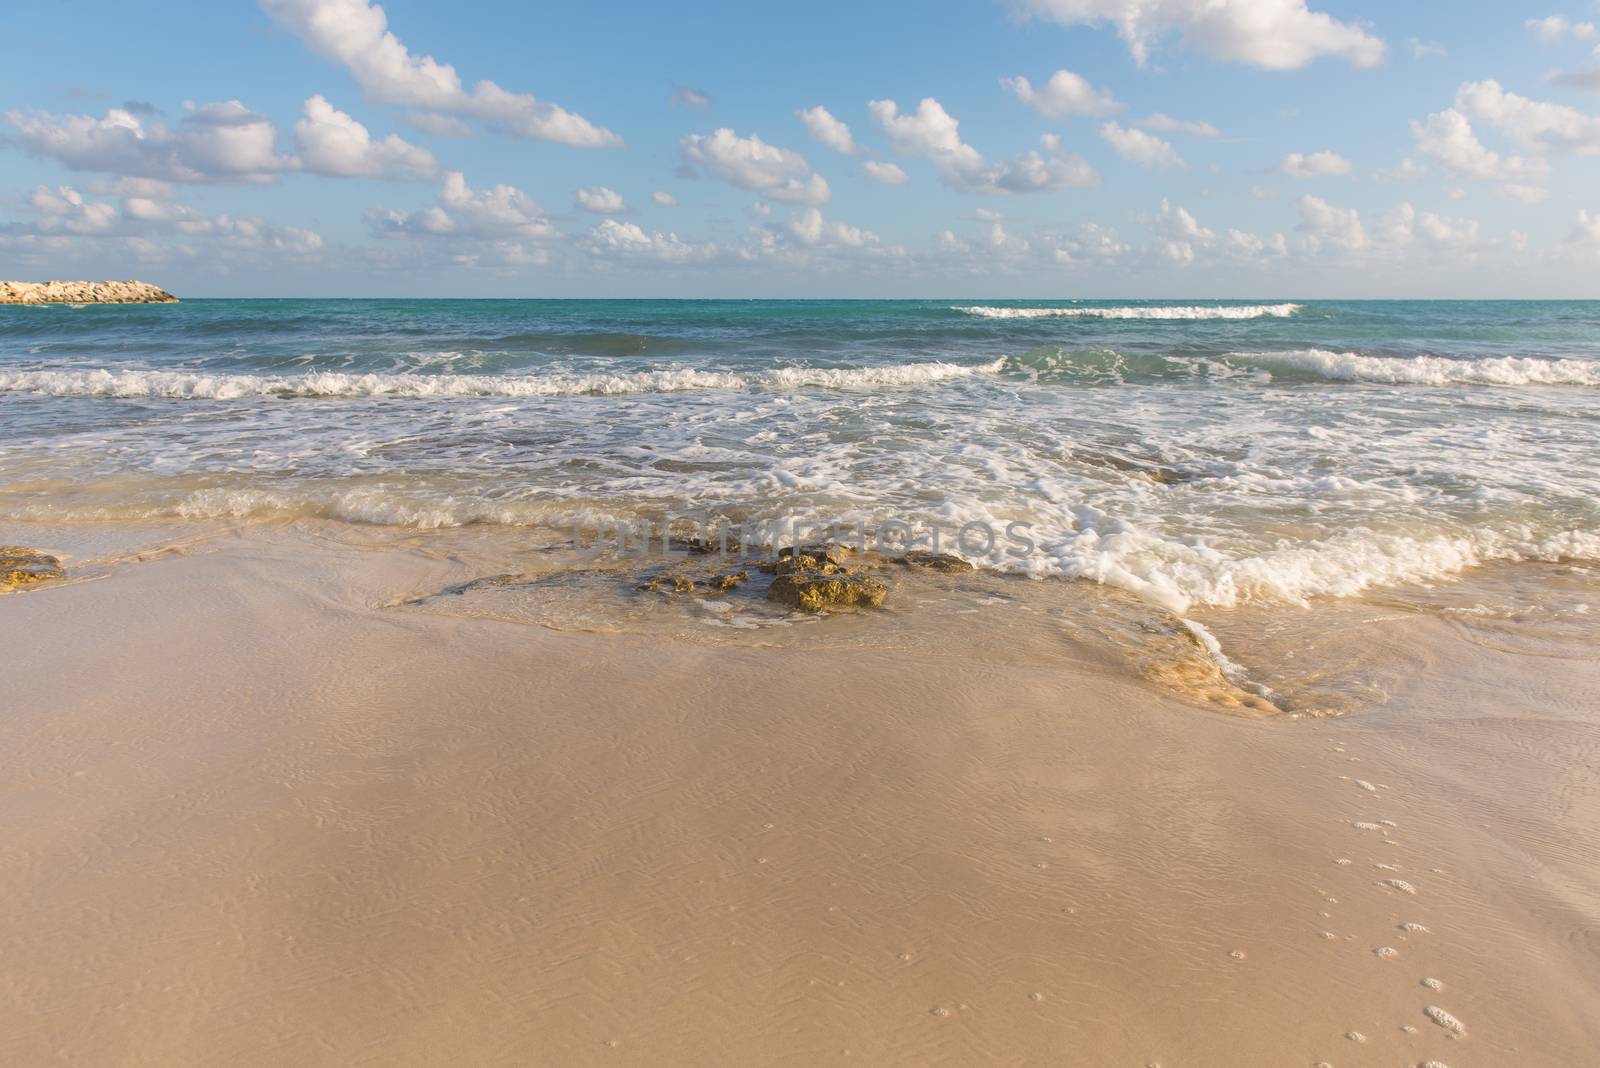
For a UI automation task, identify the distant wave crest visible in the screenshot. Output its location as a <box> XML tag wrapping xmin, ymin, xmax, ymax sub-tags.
<box><xmin>955</xmin><ymin>303</ymin><xmax>1302</xmax><ymax>320</ymax></box>
<box><xmin>0</xmin><ymin>359</ymin><xmax>1008</xmax><ymax>400</ymax></box>
<box><xmin>1233</xmin><ymin>349</ymin><xmax>1600</xmax><ymax>387</ymax></box>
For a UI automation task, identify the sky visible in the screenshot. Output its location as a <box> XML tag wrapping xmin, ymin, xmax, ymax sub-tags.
<box><xmin>3</xmin><ymin>0</ymin><xmax>1600</xmax><ymax>298</ymax></box>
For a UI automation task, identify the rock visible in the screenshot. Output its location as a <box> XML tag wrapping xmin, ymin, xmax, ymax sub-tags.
<box><xmin>706</xmin><ymin>571</ymin><xmax>749</xmax><ymax>593</ymax></box>
<box><xmin>0</xmin><ymin>280</ymin><xmax>178</xmax><ymax>305</ymax></box>
<box><xmin>0</xmin><ymin>547</ymin><xmax>64</xmax><ymax>590</ymax></box>
<box><xmin>638</xmin><ymin>569</ymin><xmax>748</xmax><ymax>595</ymax></box>
<box><xmin>767</xmin><ymin>573</ymin><xmax>887</xmax><ymax>612</ymax></box>
<box><xmin>895</xmin><ymin>551</ymin><xmax>974</xmax><ymax>573</ymax></box>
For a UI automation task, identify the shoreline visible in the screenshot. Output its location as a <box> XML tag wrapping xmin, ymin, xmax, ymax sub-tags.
<box><xmin>2</xmin><ymin>520</ymin><xmax>1597</xmax><ymax>1064</ymax></box>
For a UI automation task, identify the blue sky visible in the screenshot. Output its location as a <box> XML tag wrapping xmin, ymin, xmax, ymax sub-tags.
<box><xmin>3</xmin><ymin>0</ymin><xmax>1600</xmax><ymax>297</ymax></box>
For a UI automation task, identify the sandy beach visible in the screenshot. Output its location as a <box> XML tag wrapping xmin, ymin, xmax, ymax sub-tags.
<box><xmin>2</xmin><ymin>520</ymin><xmax>1596</xmax><ymax>1066</ymax></box>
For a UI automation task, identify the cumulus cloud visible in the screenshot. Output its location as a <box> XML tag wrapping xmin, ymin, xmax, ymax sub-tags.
<box><xmin>862</xmin><ymin>160</ymin><xmax>909</xmax><ymax>185</ymax></box>
<box><xmin>786</xmin><ymin>207</ymin><xmax>880</xmax><ymax>248</ymax></box>
<box><xmin>1001</xmin><ymin>69</ymin><xmax>1122</xmax><ymax>117</ymax></box>
<box><xmin>797</xmin><ymin>105</ymin><xmax>855</xmax><ymax>154</ymax></box>
<box><xmin>585</xmin><ymin>218</ymin><xmax>717</xmax><ymax>262</ymax></box>
<box><xmin>679</xmin><ymin>128</ymin><xmax>831</xmax><ymax>205</ymax></box>
<box><xmin>369</xmin><ymin>170</ymin><xmax>555</xmax><ymax>241</ymax></box>
<box><xmin>294</xmin><ymin>95</ymin><xmax>437</xmax><ymax>178</ymax></box>
<box><xmin>258</xmin><ymin>0</ymin><xmax>619</xmax><ymax>147</ymax></box>
<box><xmin>1276</xmin><ymin>150</ymin><xmax>1353</xmax><ymax>177</ymax></box>
<box><xmin>651</xmin><ymin>190</ymin><xmax>678</xmax><ymax>207</ymax></box>
<box><xmin>1454</xmin><ymin>80</ymin><xmax>1600</xmax><ymax>155</ymax></box>
<box><xmin>1408</xmin><ymin>38</ymin><xmax>1446</xmax><ymax>60</ymax></box>
<box><xmin>1499</xmin><ymin>183</ymin><xmax>1550</xmax><ymax>205</ymax></box>
<box><xmin>7</xmin><ymin>98</ymin><xmax>437</xmax><ymax>183</ymax></box>
<box><xmin>1410</xmin><ymin>108</ymin><xmax>1548</xmax><ymax>181</ymax></box>
<box><xmin>1139</xmin><ymin>113</ymin><xmax>1220</xmax><ymax>137</ymax></box>
<box><xmin>868</xmin><ymin>97</ymin><xmax>1100</xmax><ymax>194</ymax></box>
<box><xmin>4</xmin><ymin>102</ymin><xmax>292</xmax><ymax>183</ymax></box>
<box><xmin>1100</xmin><ymin>122</ymin><xmax>1184</xmax><ymax>167</ymax></box>
<box><xmin>3</xmin><ymin>181</ymin><xmax>322</xmax><ymax>257</ymax></box>
<box><xmin>1007</xmin><ymin>0</ymin><xmax>1385</xmax><ymax>70</ymax></box>
<box><xmin>574</xmin><ymin>186</ymin><xmax>626</xmax><ymax>214</ymax></box>
<box><xmin>1297</xmin><ymin>194</ymin><xmax>1367</xmax><ymax>252</ymax></box>
<box><xmin>1570</xmin><ymin>208</ymin><xmax>1600</xmax><ymax>248</ymax></box>
<box><xmin>1526</xmin><ymin>15</ymin><xmax>1596</xmax><ymax>45</ymax></box>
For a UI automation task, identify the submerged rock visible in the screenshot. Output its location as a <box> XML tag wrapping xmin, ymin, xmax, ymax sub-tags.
<box><xmin>0</xmin><ymin>280</ymin><xmax>178</xmax><ymax>305</ymax></box>
<box><xmin>895</xmin><ymin>551</ymin><xmax>974</xmax><ymax>574</ymax></box>
<box><xmin>767</xmin><ymin>573</ymin><xmax>887</xmax><ymax>612</ymax></box>
<box><xmin>0</xmin><ymin>546</ymin><xmax>64</xmax><ymax>590</ymax></box>
<box><xmin>638</xmin><ymin>569</ymin><xmax>749</xmax><ymax>595</ymax></box>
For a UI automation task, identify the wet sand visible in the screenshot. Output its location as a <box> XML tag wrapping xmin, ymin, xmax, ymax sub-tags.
<box><xmin>2</xmin><ymin>522</ymin><xmax>1597</xmax><ymax>1066</ymax></box>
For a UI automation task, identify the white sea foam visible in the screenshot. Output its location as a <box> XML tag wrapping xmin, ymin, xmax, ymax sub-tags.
<box><xmin>0</xmin><ymin>359</ymin><xmax>1008</xmax><ymax>400</ymax></box>
<box><xmin>955</xmin><ymin>303</ymin><xmax>1301</xmax><ymax>320</ymax></box>
<box><xmin>1233</xmin><ymin>348</ymin><xmax>1600</xmax><ymax>386</ymax></box>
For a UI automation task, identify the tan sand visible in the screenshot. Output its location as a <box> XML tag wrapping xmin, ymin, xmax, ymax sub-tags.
<box><xmin>1</xmin><ymin>523</ymin><xmax>1597</xmax><ymax>1066</ymax></box>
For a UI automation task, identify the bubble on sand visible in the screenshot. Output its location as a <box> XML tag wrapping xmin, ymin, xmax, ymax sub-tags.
<box><xmin>1419</xmin><ymin>1062</ymin><xmax>1452</xmax><ymax>1068</ymax></box>
<box><xmin>1423</xmin><ymin>1005</ymin><xmax>1465</xmax><ymax>1035</ymax></box>
<box><xmin>1402</xmin><ymin>1025</ymin><xmax>1417</xmax><ymax>1033</ymax></box>
<box><xmin>1382</xmin><ymin>878</ymin><xmax>1418</xmax><ymax>895</ymax></box>
<box><xmin>1029</xmin><ymin>991</ymin><xmax>1044</xmax><ymax>1002</ymax></box>
<box><xmin>1422</xmin><ymin>977</ymin><xmax>1443</xmax><ymax>990</ymax></box>
<box><xmin>1380</xmin><ymin>820</ymin><xmax>1398</xmax><ymax>828</ymax></box>
<box><xmin>1353</xmin><ymin>821</ymin><xmax>1385</xmax><ymax>831</ymax></box>
<box><xmin>1401</xmin><ymin>922</ymin><xmax>1430</xmax><ymax>934</ymax></box>
<box><xmin>1229</xmin><ymin>949</ymin><xmax>1247</xmax><ymax>960</ymax></box>
<box><xmin>1375</xmin><ymin>863</ymin><xmax>1400</xmax><ymax>871</ymax></box>
<box><xmin>1334</xmin><ymin>857</ymin><xmax>1352</xmax><ymax>865</ymax></box>
<box><xmin>930</xmin><ymin>1006</ymin><xmax>951</xmax><ymax>1018</ymax></box>
<box><xmin>1320</xmin><ymin>931</ymin><xmax>1337</xmax><ymax>940</ymax></box>
<box><xmin>1355</xmin><ymin>779</ymin><xmax>1378</xmax><ymax>792</ymax></box>
<box><xmin>1375</xmin><ymin>946</ymin><xmax>1399</xmax><ymax>959</ymax></box>
<box><xmin>1346</xmin><ymin>1030</ymin><xmax>1367</xmax><ymax>1042</ymax></box>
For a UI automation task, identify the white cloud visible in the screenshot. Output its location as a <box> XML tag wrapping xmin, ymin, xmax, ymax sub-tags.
<box><xmin>868</xmin><ymin>98</ymin><xmax>1100</xmax><ymax>194</ymax></box>
<box><xmin>574</xmin><ymin>186</ymin><xmax>626</xmax><ymax>214</ymax></box>
<box><xmin>5</xmin><ymin>182</ymin><xmax>323</xmax><ymax>257</ymax></box>
<box><xmin>1139</xmin><ymin>113</ymin><xmax>1220</xmax><ymax>137</ymax></box>
<box><xmin>1001</xmin><ymin>69</ymin><xmax>1122</xmax><ymax>117</ymax></box>
<box><xmin>670</xmin><ymin>85</ymin><xmax>712</xmax><ymax>110</ymax></box>
<box><xmin>862</xmin><ymin>160</ymin><xmax>909</xmax><ymax>185</ymax></box>
<box><xmin>651</xmin><ymin>191</ymin><xmax>678</xmax><ymax>207</ymax></box>
<box><xmin>5</xmin><ymin>102</ymin><xmax>288</xmax><ymax>183</ymax></box>
<box><xmin>1410</xmin><ymin>108</ymin><xmax>1548</xmax><ymax>181</ymax></box>
<box><xmin>1277</xmin><ymin>150</ymin><xmax>1353</xmax><ymax>177</ymax></box>
<box><xmin>1526</xmin><ymin>15</ymin><xmax>1597</xmax><ymax>45</ymax></box>
<box><xmin>1408</xmin><ymin>38</ymin><xmax>1446</xmax><ymax>60</ymax></box>
<box><xmin>1455</xmin><ymin>80</ymin><xmax>1600</xmax><ymax>155</ymax></box>
<box><xmin>370</xmin><ymin>170</ymin><xmax>554</xmax><ymax>241</ymax></box>
<box><xmin>1499</xmin><ymin>183</ymin><xmax>1550</xmax><ymax>205</ymax></box>
<box><xmin>258</xmin><ymin>0</ymin><xmax>620</xmax><ymax>146</ymax></box>
<box><xmin>294</xmin><ymin>95</ymin><xmax>438</xmax><ymax>178</ymax></box>
<box><xmin>7</xmin><ymin>98</ymin><xmax>437</xmax><ymax>183</ymax></box>
<box><xmin>1374</xmin><ymin>158</ymin><xmax>1426</xmax><ymax>181</ymax></box>
<box><xmin>1008</xmin><ymin>0</ymin><xmax>1385</xmax><ymax>70</ymax></box>
<box><xmin>786</xmin><ymin>208</ymin><xmax>880</xmax><ymax>248</ymax></box>
<box><xmin>1297</xmin><ymin>194</ymin><xmax>1367</xmax><ymax>252</ymax></box>
<box><xmin>796</xmin><ymin>105</ymin><xmax>855</xmax><ymax>154</ymax></box>
<box><xmin>1551</xmin><ymin>58</ymin><xmax>1600</xmax><ymax>92</ymax></box>
<box><xmin>1570</xmin><ymin>208</ymin><xmax>1600</xmax><ymax>248</ymax></box>
<box><xmin>585</xmin><ymin>218</ymin><xmax>717</xmax><ymax>262</ymax></box>
<box><xmin>679</xmin><ymin>127</ymin><xmax>831</xmax><ymax>205</ymax></box>
<box><xmin>1100</xmin><ymin>122</ymin><xmax>1184</xmax><ymax>167</ymax></box>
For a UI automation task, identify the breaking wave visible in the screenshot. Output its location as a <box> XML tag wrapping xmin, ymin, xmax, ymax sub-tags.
<box><xmin>0</xmin><ymin>359</ymin><xmax>1008</xmax><ymax>400</ymax></box>
<box><xmin>1233</xmin><ymin>349</ymin><xmax>1600</xmax><ymax>387</ymax></box>
<box><xmin>955</xmin><ymin>303</ymin><xmax>1302</xmax><ymax>320</ymax></box>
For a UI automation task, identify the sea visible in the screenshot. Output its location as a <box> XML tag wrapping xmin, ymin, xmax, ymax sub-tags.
<box><xmin>3</xmin><ymin>298</ymin><xmax>1597</xmax><ymax>708</ymax></box>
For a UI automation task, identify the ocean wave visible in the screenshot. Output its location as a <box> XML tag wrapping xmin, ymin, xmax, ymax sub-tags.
<box><xmin>955</xmin><ymin>303</ymin><xmax>1302</xmax><ymax>320</ymax></box>
<box><xmin>0</xmin><ymin>359</ymin><xmax>1007</xmax><ymax>400</ymax></box>
<box><xmin>1232</xmin><ymin>349</ymin><xmax>1600</xmax><ymax>386</ymax></box>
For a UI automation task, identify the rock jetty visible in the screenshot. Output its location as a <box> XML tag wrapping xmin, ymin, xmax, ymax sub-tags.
<box><xmin>0</xmin><ymin>280</ymin><xmax>178</xmax><ymax>305</ymax></box>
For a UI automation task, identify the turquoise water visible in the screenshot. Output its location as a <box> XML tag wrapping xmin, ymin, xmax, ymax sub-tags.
<box><xmin>2</xmin><ymin>298</ymin><xmax>1598</xmax><ymax>612</ymax></box>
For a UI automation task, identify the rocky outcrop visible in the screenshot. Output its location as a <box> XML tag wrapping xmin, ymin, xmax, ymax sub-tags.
<box><xmin>767</xmin><ymin>572</ymin><xmax>887</xmax><ymax>612</ymax></box>
<box><xmin>0</xmin><ymin>280</ymin><xmax>178</xmax><ymax>305</ymax></box>
<box><xmin>0</xmin><ymin>547</ymin><xmax>64</xmax><ymax>590</ymax></box>
<box><xmin>764</xmin><ymin>544</ymin><xmax>887</xmax><ymax>612</ymax></box>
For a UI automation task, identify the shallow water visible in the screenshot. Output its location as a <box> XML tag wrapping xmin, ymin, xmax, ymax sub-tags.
<box><xmin>3</xmin><ymin>298</ymin><xmax>1597</xmax><ymax>654</ymax></box>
